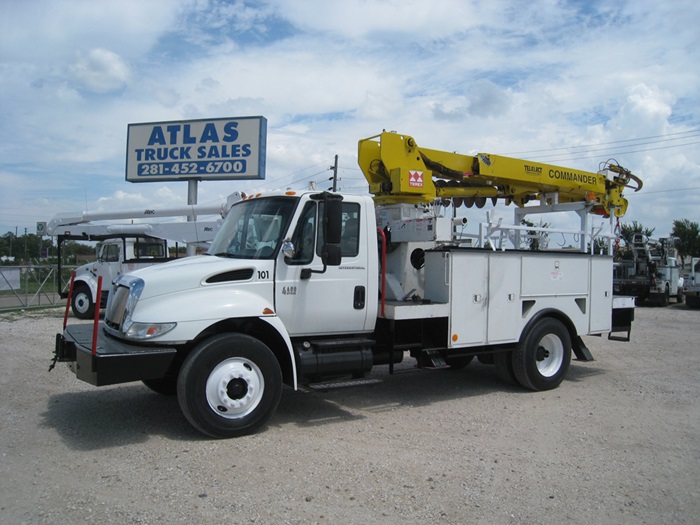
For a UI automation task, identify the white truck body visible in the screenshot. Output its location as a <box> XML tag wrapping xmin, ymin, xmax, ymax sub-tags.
<box><xmin>55</xmin><ymin>191</ymin><xmax>634</xmax><ymax>438</ymax></box>
<box><xmin>682</xmin><ymin>257</ymin><xmax>700</xmax><ymax>308</ymax></box>
<box><xmin>613</xmin><ymin>234</ymin><xmax>681</xmax><ymax>305</ymax></box>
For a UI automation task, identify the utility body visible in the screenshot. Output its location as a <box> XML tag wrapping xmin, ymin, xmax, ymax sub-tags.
<box><xmin>613</xmin><ymin>234</ymin><xmax>682</xmax><ymax>306</ymax></box>
<box><xmin>53</xmin><ymin>131</ymin><xmax>639</xmax><ymax>438</ymax></box>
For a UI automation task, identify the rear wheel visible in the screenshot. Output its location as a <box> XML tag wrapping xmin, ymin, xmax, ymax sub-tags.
<box><xmin>71</xmin><ymin>284</ymin><xmax>95</xmax><ymax>319</ymax></box>
<box><xmin>513</xmin><ymin>318</ymin><xmax>571</xmax><ymax>391</ymax></box>
<box><xmin>177</xmin><ymin>334</ymin><xmax>282</xmax><ymax>438</ymax></box>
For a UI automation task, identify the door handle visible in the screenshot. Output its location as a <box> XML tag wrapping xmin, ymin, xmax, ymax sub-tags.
<box><xmin>354</xmin><ymin>286</ymin><xmax>366</xmax><ymax>309</ymax></box>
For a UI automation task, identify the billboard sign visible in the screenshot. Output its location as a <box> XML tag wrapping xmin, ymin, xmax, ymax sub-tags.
<box><xmin>126</xmin><ymin>116</ymin><xmax>266</xmax><ymax>182</ymax></box>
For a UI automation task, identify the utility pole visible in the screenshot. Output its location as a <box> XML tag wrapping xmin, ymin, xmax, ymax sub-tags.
<box><xmin>330</xmin><ymin>154</ymin><xmax>338</xmax><ymax>191</ymax></box>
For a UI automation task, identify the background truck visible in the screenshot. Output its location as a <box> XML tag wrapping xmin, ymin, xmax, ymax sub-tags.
<box><xmin>613</xmin><ymin>234</ymin><xmax>682</xmax><ymax>306</ymax></box>
<box><xmin>63</xmin><ymin>236</ymin><xmax>171</xmax><ymax>319</ymax></box>
<box><xmin>48</xmin><ymin>195</ymin><xmax>241</xmax><ymax>318</ymax></box>
<box><xmin>53</xmin><ymin>131</ymin><xmax>640</xmax><ymax>438</ymax></box>
<box><xmin>682</xmin><ymin>257</ymin><xmax>700</xmax><ymax>308</ymax></box>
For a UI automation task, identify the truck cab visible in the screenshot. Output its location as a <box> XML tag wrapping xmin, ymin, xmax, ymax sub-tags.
<box><xmin>69</xmin><ymin>236</ymin><xmax>169</xmax><ymax>319</ymax></box>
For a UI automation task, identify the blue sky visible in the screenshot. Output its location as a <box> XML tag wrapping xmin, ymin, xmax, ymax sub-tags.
<box><xmin>1</xmin><ymin>0</ymin><xmax>698</xmax><ymax>239</ymax></box>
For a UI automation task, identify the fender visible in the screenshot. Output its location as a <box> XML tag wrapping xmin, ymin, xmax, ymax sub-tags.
<box><xmin>519</xmin><ymin>307</ymin><xmax>577</xmax><ymax>343</ymax></box>
<box><xmin>125</xmin><ymin>286</ymin><xmax>298</xmax><ymax>387</ymax></box>
<box><xmin>259</xmin><ymin>314</ymin><xmax>297</xmax><ymax>389</ymax></box>
<box><xmin>72</xmin><ymin>274</ymin><xmax>99</xmax><ymax>302</ymax></box>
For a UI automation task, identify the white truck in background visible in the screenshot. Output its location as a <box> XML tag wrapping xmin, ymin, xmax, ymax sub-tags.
<box><xmin>48</xmin><ymin>195</ymin><xmax>241</xmax><ymax>318</ymax></box>
<box><xmin>52</xmin><ymin>131</ymin><xmax>641</xmax><ymax>438</ymax></box>
<box><xmin>63</xmin><ymin>236</ymin><xmax>171</xmax><ymax>319</ymax></box>
<box><xmin>682</xmin><ymin>258</ymin><xmax>700</xmax><ymax>308</ymax></box>
<box><xmin>613</xmin><ymin>234</ymin><xmax>682</xmax><ymax>306</ymax></box>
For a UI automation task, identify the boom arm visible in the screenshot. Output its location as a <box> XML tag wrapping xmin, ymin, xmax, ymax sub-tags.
<box><xmin>358</xmin><ymin>132</ymin><xmax>642</xmax><ymax>217</ymax></box>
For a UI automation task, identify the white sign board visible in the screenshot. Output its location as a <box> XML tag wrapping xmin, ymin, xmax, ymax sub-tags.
<box><xmin>126</xmin><ymin>116</ymin><xmax>266</xmax><ymax>182</ymax></box>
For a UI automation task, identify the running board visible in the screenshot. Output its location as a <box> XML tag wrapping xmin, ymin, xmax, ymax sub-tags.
<box><xmin>306</xmin><ymin>378</ymin><xmax>383</xmax><ymax>391</ymax></box>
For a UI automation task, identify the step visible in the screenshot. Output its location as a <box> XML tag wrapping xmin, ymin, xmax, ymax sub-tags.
<box><xmin>305</xmin><ymin>378</ymin><xmax>383</xmax><ymax>391</ymax></box>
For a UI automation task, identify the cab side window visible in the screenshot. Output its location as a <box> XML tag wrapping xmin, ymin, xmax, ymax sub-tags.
<box><xmin>340</xmin><ymin>204</ymin><xmax>360</xmax><ymax>257</ymax></box>
<box><xmin>315</xmin><ymin>202</ymin><xmax>360</xmax><ymax>258</ymax></box>
<box><xmin>104</xmin><ymin>244</ymin><xmax>120</xmax><ymax>262</ymax></box>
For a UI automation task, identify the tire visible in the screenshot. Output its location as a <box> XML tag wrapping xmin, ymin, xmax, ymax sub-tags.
<box><xmin>660</xmin><ymin>285</ymin><xmax>670</xmax><ymax>307</ymax></box>
<box><xmin>493</xmin><ymin>350</ymin><xmax>518</xmax><ymax>386</ymax></box>
<box><xmin>513</xmin><ymin>318</ymin><xmax>571</xmax><ymax>391</ymax></box>
<box><xmin>177</xmin><ymin>333</ymin><xmax>282</xmax><ymax>438</ymax></box>
<box><xmin>143</xmin><ymin>378</ymin><xmax>177</xmax><ymax>396</ymax></box>
<box><xmin>71</xmin><ymin>284</ymin><xmax>95</xmax><ymax>320</ymax></box>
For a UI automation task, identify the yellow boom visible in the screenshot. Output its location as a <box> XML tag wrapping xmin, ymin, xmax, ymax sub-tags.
<box><xmin>358</xmin><ymin>131</ymin><xmax>642</xmax><ymax>217</ymax></box>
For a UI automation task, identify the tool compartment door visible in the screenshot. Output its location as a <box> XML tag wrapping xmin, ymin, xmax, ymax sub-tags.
<box><xmin>442</xmin><ymin>251</ymin><xmax>489</xmax><ymax>346</ymax></box>
<box><xmin>487</xmin><ymin>253</ymin><xmax>522</xmax><ymax>343</ymax></box>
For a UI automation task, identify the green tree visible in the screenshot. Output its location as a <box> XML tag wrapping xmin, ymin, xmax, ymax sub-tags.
<box><xmin>672</xmin><ymin>219</ymin><xmax>700</xmax><ymax>268</ymax></box>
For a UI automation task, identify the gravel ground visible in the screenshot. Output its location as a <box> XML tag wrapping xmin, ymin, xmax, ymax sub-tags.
<box><xmin>1</xmin><ymin>304</ymin><xmax>698</xmax><ymax>524</ymax></box>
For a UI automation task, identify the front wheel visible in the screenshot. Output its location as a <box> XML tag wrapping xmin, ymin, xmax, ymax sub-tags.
<box><xmin>71</xmin><ymin>284</ymin><xmax>95</xmax><ymax>319</ymax></box>
<box><xmin>177</xmin><ymin>334</ymin><xmax>282</xmax><ymax>438</ymax></box>
<box><xmin>513</xmin><ymin>318</ymin><xmax>571</xmax><ymax>391</ymax></box>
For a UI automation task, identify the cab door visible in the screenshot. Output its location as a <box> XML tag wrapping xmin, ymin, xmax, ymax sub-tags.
<box><xmin>275</xmin><ymin>198</ymin><xmax>371</xmax><ymax>337</ymax></box>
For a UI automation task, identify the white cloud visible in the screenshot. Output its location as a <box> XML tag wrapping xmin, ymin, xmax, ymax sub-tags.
<box><xmin>0</xmin><ymin>0</ymin><xmax>698</xmax><ymax>239</ymax></box>
<box><xmin>69</xmin><ymin>48</ymin><xmax>131</xmax><ymax>94</ymax></box>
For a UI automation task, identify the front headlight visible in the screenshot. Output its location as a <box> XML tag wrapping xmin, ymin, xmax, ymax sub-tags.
<box><xmin>123</xmin><ymin>321</ymin><xmax>177</xmax><ymax>340</ymax></box>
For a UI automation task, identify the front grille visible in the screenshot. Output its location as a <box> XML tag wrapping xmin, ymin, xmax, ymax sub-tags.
<box><xmin>105</xmin><ymin>284</ymin><xmax>130</xmax><ymax>330</ymax></box>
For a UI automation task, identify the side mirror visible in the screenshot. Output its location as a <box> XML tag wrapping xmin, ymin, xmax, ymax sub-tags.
<box><xmin>325</xmin><ymin>198</ymin><xmax>342</xmax><ymax>245</ymax></box>
<box><xmin>322</xmin><ymin>194</ymin><xmax>343</xmax><ymax>267</ymax></box>
<box><xmin>322</xmin><ymin>244</ymin><xmax>342</xmax><ymax>266</ymax></box>
<box><xmin>281</xmin><ymin>239</ymin><xmax>295</xmax><ymax>259</ymax></box>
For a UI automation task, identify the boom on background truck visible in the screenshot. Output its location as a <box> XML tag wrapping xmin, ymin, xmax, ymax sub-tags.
<box><xmin>52</xmin><ymin>131</ymin><xmax>640</xmax><ymax>438</ymax></box>
<box><xmin>48</xmin><ymin>196</ymin><xmax>240</xmax><ymax>318</ymax></box>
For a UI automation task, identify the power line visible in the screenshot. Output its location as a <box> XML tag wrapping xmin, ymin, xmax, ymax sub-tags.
<box><xmin>535</xmin><ymin>140</ymin><xmax>700</xmax><ymax>163</ymax></box>
<box><xmin>628</xmin><ymin>186</ymin><xmax>700</xmax><ymax>196</ymax></box>
<box><xmin>503</xmin><ymin>128</ymin><xmax>700</xmax><ymax>156</ymax></box>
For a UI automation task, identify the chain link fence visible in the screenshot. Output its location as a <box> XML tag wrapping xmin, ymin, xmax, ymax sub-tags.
<box><xmin>0</xmin><ymin>265</ymin><xmax>78</xmax><ymax>312</ymax></box>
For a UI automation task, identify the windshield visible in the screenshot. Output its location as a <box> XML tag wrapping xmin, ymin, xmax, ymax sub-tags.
<box><xmin>208</xmin><ymin>196</ymin><xmax>297</xmax><ymax>259</ymax></box>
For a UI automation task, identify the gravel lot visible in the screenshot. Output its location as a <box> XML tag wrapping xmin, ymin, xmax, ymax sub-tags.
<box><xmin>1</xmin><ymin>304</ymin><xmax>698</xmax><ymax>524</ymax></box>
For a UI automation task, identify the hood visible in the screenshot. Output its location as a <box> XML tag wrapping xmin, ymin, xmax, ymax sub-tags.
<box><xmin>128</xmin><ymin>255</ymin><xmax>257</xmax><ymax>300</ymax></box>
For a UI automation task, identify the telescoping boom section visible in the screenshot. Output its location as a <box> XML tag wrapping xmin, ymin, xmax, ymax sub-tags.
<box><xmin>358</xmin><ymin>131</ymin><xmax>642</xmax><ymax>217</ymax></box>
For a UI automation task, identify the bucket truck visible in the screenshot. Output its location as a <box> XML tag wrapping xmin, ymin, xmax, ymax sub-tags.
<box><xmin>48</xmin><ymin>193</ymin><xmax>240</xmax><ymax>318</ymax></box>
<box><xmin>52</xmin><ymin>131</ymin><xmax>640</xmax><ymax>438</ymax></box>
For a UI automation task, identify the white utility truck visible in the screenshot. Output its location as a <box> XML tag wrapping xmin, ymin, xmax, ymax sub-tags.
<box><xmin>682</xmin><ymin>258</ymin><xmax>700</xmax><ymax>308</ymax></box>
<box><xmin>613</xmin><ymin>234</ymin><xmax>682</xmax><ymax>305</ymax></box>
<box><xmin>53</xmin><ymin>131</ymin><xmax>640</xmax><ymax>438</ymax></box>
<box><xmin>48</xmin><ymin>197</ymin><xmax>240</xmax><ymax>318</ymax></box>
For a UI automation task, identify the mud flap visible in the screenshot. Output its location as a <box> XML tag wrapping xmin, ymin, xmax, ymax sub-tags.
<box><xmin>572</xmin><ymin>336</ymin><xmax>594</xmax><ymax>362</ymax></box>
